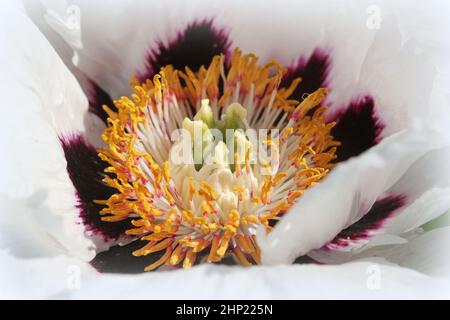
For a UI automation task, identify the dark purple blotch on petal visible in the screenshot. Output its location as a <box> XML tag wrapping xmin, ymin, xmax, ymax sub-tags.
<box><xmin>91</xmin><ymin>241</ymin><xmax>213</xmax><ymax>273</ymax></box>
<box><xmin>331</xmin><ymin>96</ymin><xmax>384</xmax><ymax>162</ymax></box>
<box><xmin>87</xmin><ymin>79</ymin><xmax>115</xmax><ymax>124</ymax></box>
<box><xmin>281</xmin><ymin>48</ymin><xmax>330</xmax><ymax>101</ymax></box>
<box><xmin>91</xmin><ymin>241</ymin><xmax>165</xmax><ymax>274</ymax></box>
<box><xmin>61</xmin><ymin>134</ymin><xmax>131</xmax><ymax>241</ymax></box>
<box><xmin>326</xmin><ymin>194</ymin><xmax>406</xmax><ymax>249</ymax></box>
<box><xmin>294</xmin><ymin>255</ymin><xmax>320</xmax><ymax>265</ymax></box>
<box><xmin>139</xmin><ymin>19</ymin><xmax>231</xmax><ymax>82</ymax></box>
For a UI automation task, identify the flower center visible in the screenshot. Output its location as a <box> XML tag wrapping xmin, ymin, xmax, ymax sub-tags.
<box><xmin>96</xmin><ymin>49</ymin><xmax>340</xmax><ymax>271</ymax></box>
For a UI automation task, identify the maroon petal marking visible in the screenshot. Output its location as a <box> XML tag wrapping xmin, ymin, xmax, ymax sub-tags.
<box><xmin>326</xmin><ymin>194</ymin><xmax>406</xmax><ymax>249</ymax></box>
<box><xmin>87</xmin><ymin>79</ymin><xmax>115</xmax><ymax>124</ymax></box>
<box><xmin>60</xmin><ymin>134</ymin><xmax>131</xmax><ymax>241</ymax></box>
<box><xmin>91</xmin><ymin>241</ymin><xmax>166</xmax><ymax>274</ymax></box>
<box><xmin>294</xmin><ymin>255</ymin><xmax>320</xmax><ymax>264</ymax></box>
<box><xmin>281</xmin><ymin>48</ymin><xmax>330</xmax><ymax>101</ymax></box>
<box><xmin>331</xmin><ymin>96</ymin><xmax>384</xmax><ymax>162</ymax></box>
<box><xmin>91</xmin><ymin>242</ymin><xmax>215</xmax><ymax>273</ymax></box>
<box><xmin>138</xmin><ymin>19</ymin><xmax>231</xmax><ymax>82</ymax></box>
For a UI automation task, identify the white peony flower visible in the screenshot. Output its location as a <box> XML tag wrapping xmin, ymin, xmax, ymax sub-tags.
<box><xmin>1</xmin><ymin>0</ymin><xmax>450</xmax><ymax>299</ymax></box>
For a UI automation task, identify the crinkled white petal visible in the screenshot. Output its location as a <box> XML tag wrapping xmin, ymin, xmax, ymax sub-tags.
<box><xmin>25</xmin><ymin>0</ymin><xmax>342</xmax><ymax>96</ymax></box>
<box><xmin>51</xmin><ymin>261</ymin><xmax>448</xmax><ymax>299</ymax></box>
<box><xmin>29</xmin><ymin>0</ymin><xmax>450</xmax><ymax>162</ymax></box>
<box><xmin>23</xmin><ymin>0</ymin><xmax>108</xmax><ymax>148</ymax></box>
<box><xmin>328</xmin><ymin>17</ymin><xmax>437</xmax><ymax>135</ymax></box>
<box><xmin>311</xmin><ymin>227</ymin><xmax>450</xmax><ymax>277</ymax></box>
<box><xmin>25</xmin><ymin>0</ymin><xmax>225</xmax><ymax>96</ymax></box>
<box><xmin>0</xmin><ymin>2</ymin><xmax>95</xmax><ymax>260</ymax></box>
<box><xmin>385</xmin><ymin>146</ymin><xmax>450</xmax><ymax>233</ymax></box>
<box><xmin>309</xmin><ymin>145</ymin><xmax>450</xmax><ymax>263</ymax></box>
<box><xmin>1</xmin><ymin>247</ymin><xmax>445</xmax><ymax>299</ymax></box>
<box><xmin>0</xmin><ymin>194</ymin><xmax>70</xmax><ymax>258</ymax></box>
<box><xmin>258</xmin><ymin>123</ymin><xmax>450</xmax><ymax>265</ymax></box>
<box><xmin>423</xmin><ymin>210</ymin><xmax>450</xmax><ymax>231</ymax></box>
<box><xmin>386</xmin><ymin>227</ymin><xmax>450</xmax><ymax>277</ymax></box>
<box><xmin>28</xmin><ymin>1</ymin><xmax>449</xmax><ymax>123</ymax></box>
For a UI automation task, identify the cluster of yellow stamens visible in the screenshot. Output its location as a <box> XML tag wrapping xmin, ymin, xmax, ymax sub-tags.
<box><xmin>96</xmin><ymin>49</ymin><xmax>340</xmax><ymax>271</ymax></box>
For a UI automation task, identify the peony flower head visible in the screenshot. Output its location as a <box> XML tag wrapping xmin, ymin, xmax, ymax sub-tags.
<box><xmin>94</xmin><ymin>48</ymin><xmax>339</xmax><ymax>270</ymax></box>
<box><xmin>1</xmin><ymin>0</ymin><xmax>450</xmax><ymax>298</ymax></box>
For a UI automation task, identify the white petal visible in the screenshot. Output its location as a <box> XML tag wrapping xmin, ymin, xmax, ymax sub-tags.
<box><xmin>0</xmin><ymin>2</ymin><xmax>95</xmax><ymax>260</ymax></box>
<box><xmin>385</xmin><ymin>146</ymin><xmax>450</xmax><ymax>233</ymax></box>
<box><xmin>56</xmin><ymin>261</ymin><xmax>448</xmax><ymax>299</ymax></box>
<box><xmin>258</xmin><ymin>123</ymin><xmax>450</xmax><ymax>265</ymax></box>
<box><xmin>342</xmin><ymin>19</ymin><xmax>437</xmax><ymax>136</ymax></box>
<box><xmin>30</xmin><ymin>0</ymin><xmax>450</xmax><ymax>150</ymax></box>
<box><xmin>309</xmin><ymin>146</ymin><xmax>450</xmax><ymax>262</ymax></box>
<box><xmin>312</xmin><ymin>228</ymin><xmax>450</xmax><ymax>277</ymax></box>
<box><xmin>290</xmin><ymin>1</ymin><xmax>449</xmax><ymax>136</ymax></box>
<box><xmin>0</xmin><ymin>249</ymin><xmax>97</xmax><ymax>299</ymax></box>
<box><xmin>30</xmin><ymin>1</ymin><xmax>447</xmax><ymax>102</ymax></box>
<box><xmin>22</xmin><ymin>0</ymin><xmax>76</xmax><ymax>68</ymax></box>
<box><xmin>21</xmin><ymin>0</ymin><xmax>361</xmax><ymax>97</ymax></box>
<box><xmin>28</xmin><ymin>0</ymin><xmax>343</xmax><ymax>97</ymax></box>
<box><xmin>384</xmin><ymin>227</ymin><xmax>450</xmax><ymax>277</ymax></box>
<box><xmin>0</xmin><ymin>194</ymin><xmax>76</xmax><ymax>258</ymax></box>
<box><xmin>26</xmin><ymin>0</ymin><xmax>225</xmax><ymax>96</ymax></box>
<box><xmin>23</xmin><ymin>0</ymin><xmax>112</xmax><ymax>147</ymax></box>
<box><xmin>423</xmin><ymin>210</ymin><xmax>450</xmax><ymax>231</ymax></box>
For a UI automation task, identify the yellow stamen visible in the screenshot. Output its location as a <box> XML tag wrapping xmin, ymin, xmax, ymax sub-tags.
<box><xmin>169</xmin><ymin>245</ymin><xmax>185</xmax><ymax>266</ymax></box>
<box><xmin>183</xmin><ymin>249</ymin><xmax>197</xmax><ymax>269</ymax></box>
<box><xmin>233</xmin><ymin>247</ymin><xmax>252</xmax><ymax>267</ymax></box>
<box><xmin>144</xmin><ymin>246</ymin><xmax>173</xmax><ymax>271</ymax></box>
